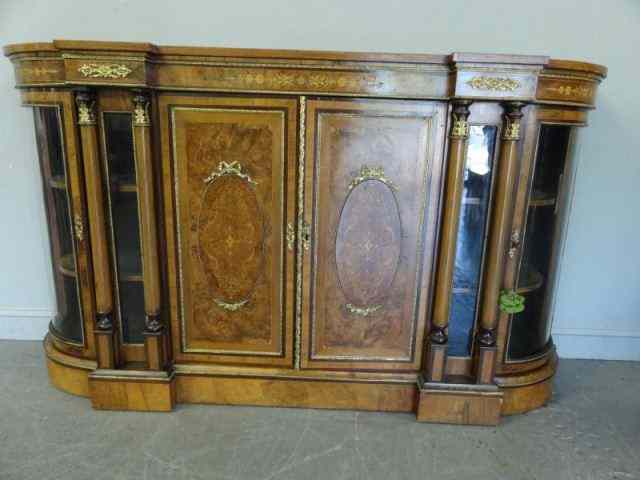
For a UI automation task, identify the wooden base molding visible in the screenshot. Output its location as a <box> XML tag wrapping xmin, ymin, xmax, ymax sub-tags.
<box><xmin>177</xmin><ymin>376</ymin><xmax>416</xmax><ymax>412</ymax></box>
<box><xmin>44</xmin><ymin>334</ymin><xmax>558</xmax><ymax>422</ymax></box>
<box><xmin>44</xmin><ymin>335</ymin><xmax>93</xmax><ymax>397</ymax></box>
<box><xmin>88</xmin><ymin>369</ymin><xmax>176</xmax><ymax>412</ymax></box>
<box><xmin>495</xmin><ymin>351</ymin><xmax>558</xmax><ymax>415</ymax></box>
<box><xmin>501</xmin><ymin>378</ymin><xmax>553</xmax><ymax>415</ymax></box>
<box><xmin>416</xmin><ymin>382</ymin><xmax>503</xmax><ymax>426</ymax></box>
<box><xmin>46</xmin><ymin>357</ymin><xmax>90</xmax><ymax>397</ymax></box>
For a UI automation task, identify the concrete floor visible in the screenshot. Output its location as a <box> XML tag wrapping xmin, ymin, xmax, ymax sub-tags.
<box><xmin>0</xmin><ymin>340</ymin><xmax>638</xmax><ymax>480</ymax></box>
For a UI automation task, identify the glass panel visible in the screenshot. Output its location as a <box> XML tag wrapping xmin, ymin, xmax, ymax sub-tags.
<box><xmin>118</xmin><ymin>282</ymin><xmax>146</xmax><ymax>343</ymax></box>
<box><xmin>103</xmin><ymin>113</ymin><xmax>146</xmax><ymax>344</ymax></box>
<box><xmin>112</xmin><ymin>192</ymin><xmax>143</xmax><ymax>278</ymax></box>
<box><xmin>509</xmin><ymin>125</ymin><xmax>571</xmax><ymax>360</ymax></box>
<box><xmin>448</xmin><ymin>125</ymin><xmax>497</xmax><ymax>356</ymax></box>
<box><xmin>42</xmin><ymin>107</ymin><xmax>65</xmax><ymax>178</ymax></box>
<box><xmin>34</xmin><ymin>107</ymin><xmax>84</xmax><ymax>343</ymax></box>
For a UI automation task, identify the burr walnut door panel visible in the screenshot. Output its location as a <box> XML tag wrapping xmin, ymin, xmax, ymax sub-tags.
<box><xmin>301</xmin><ymin>99</ymin><xmax>446</xmax><ymax>371</ymax></box>
<box><xmin>159</xmin><ymin>95</ymin><xmax>297</xmax><ymax>366</ymax></box>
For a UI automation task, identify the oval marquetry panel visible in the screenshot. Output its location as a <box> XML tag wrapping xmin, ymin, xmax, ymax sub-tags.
<box><xmin>335</xmin><ymin>179</ymin><xmax>402</xmax><ymax>309</ymax></box>
<box><xmin>197</xmin><ymin>175</ymin><xmax>264</xmax><ymax>303</ymax></box>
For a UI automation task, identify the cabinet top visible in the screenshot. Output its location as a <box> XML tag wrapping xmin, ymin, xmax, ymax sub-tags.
<box><xmin>4</xmin><ymin>40</ymin><xmax>607</xmax><ymax>106</ymax></box>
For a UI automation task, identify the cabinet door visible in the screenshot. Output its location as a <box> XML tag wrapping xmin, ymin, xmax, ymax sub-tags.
<box><xmin>301</xmin><ymin>99</ymin><xmax>446</xmax><ymax>371</ymax></box>
<box><xmin>159</xmin><ymin>95</ymin><xmax>297</xmax><ymax>366</ymax></box>
<box><xmin>27</xmin><ymin>91</ymin><xmax>98</xmax><ymax>359</ymax></box>
<box><xmin>97</xmin><ymin>91</ymin><xmax>147</xmax><ymax>363</ymax></box>
<box><xmin>507</xmin><ymin>124</ymin><xmax>573</xmax><ymax>361</ymax></box>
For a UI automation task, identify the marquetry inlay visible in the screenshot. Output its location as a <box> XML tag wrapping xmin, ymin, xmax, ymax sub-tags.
<box><xmin>547</xmin><ymin>84</ymin><xmax>592</xmax><ymax>98</ymax></box>
<box><xmin>466</xmin><ymin>76</ymin><xmax>521</xmax><ymax>92</ymax></box>
<box><xmin>78</xmin><ymin>63</ymin><xmax>132</xmax><ymax>79</ymax></box>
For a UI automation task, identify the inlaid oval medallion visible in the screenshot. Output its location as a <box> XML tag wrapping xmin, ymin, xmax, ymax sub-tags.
<box><xmin>197</xmin><ymin>175</ymin><xmax>264</xmax><ymax>304</ymax></box>
<box><xmin>335</xmin><ymin>179</ymin><xmax>402</xmax><ymax>309</ymax></box>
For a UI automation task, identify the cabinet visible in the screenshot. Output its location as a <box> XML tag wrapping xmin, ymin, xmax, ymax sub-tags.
<box><xmin>4</xmin><ymin>41</ymin><xmax>606</xmax><ymax>424</ymax></box>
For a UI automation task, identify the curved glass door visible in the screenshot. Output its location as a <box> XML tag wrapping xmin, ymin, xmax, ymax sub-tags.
<box><xmin>448</xmin><ymin>125</ymin><xmax>497</xmax><ymax>356</ymax></box>
<box><xmin>508</xmin><ymin>125</ymin><xmax>572</xmax><ymax>360</ymax></box>
<box><xmin>34</xmin><ymin>107</ymin><xmax>84</xmax><ymax>343</ymax></box>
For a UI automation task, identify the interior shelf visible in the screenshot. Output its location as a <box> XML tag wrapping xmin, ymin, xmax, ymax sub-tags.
<box><xmin>452</xmin><ymin>286</ymin><xmax>475</xmax><ymax>294</ymax></box>
<box><xmin>58</xmin><ymin>253</ymin><xmax>76</xmax><ymax>277</ymax></box>
<box><xmin>119</xmin><ymin>271</ymin><xmax>143</xmax><ymax>282</ymax></box>
<box><xmin>462</xmin><ymin>196</ymin><xmax>483</xmax><ymax>206</ymax></box>
<box><xmin>110</xmin><ymin>175</ymin><xmax>137</xmax><ymax>193</ymax></box>
<box><xmin>113</xmin><ymin>182</ymin><xmax>137</xmax><ymax>193</ymax></box>
<box><xmin>516</xmin><ymin>264</ymin><xmax>544</xmax><ymax>294</ymax></box>
<box><xmin>117</xmin><ymin>248</ymin><xmax>143</xmax><ymax>283</ymax></box>
<box><xmin>529</xmin><ymin>190</ymin><xmax>556</xmax><ymax>208</ymax></box>
<box><xmin>48</xmin><ymin>175</ymin><xmax>66</xmax><ymax>190</ymax></box>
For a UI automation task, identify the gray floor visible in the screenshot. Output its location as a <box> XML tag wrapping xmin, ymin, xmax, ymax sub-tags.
<box><xmin>0</xmin><ymin>340</ymin><xmax>638</xmax><ymax>480</ymax></box>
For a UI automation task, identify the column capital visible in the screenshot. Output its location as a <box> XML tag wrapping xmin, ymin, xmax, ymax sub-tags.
<box><xmin>96</xmin><ymin>312</ymin><xmax>113</xmax><ymax>331</ymax></box>
<box><xmin>501</xmin><ymin>101</ymin><xmax>526</xmax><ymax>141</ymax></box>
<box><xmin>132</xmin><ymin>90</ymin><xmax>151</xmax><ymax>126</ymax></box>
<box><xmin>449</xmin><ymin>100</ymin><xmax>472</xmax><ymax>139</ymax></box>
<box><xmin>75</xmin><ymin>90</ymin><xmax>96</xmax><ymax>126</ymax></box>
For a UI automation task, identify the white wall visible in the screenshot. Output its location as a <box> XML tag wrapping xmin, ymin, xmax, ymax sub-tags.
<box><xmin>1</xmin><ymin>0</ymin><xmax>638</xmax><ymax>360</ymax></box>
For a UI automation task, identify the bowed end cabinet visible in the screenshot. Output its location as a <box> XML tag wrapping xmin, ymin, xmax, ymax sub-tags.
<box><xmin>4</xmin><ymin>41</ymin><xmax>606</xmax><ymax>424</ymax></box>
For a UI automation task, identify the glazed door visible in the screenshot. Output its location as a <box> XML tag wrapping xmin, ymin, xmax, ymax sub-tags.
<box><xmin>159</xmin><ymin>95</ymin><xmax>298</xmax><ymax>367</ymax></box>
<box><xmin>25</xmin><ymin>91</ymin><xmax>98</xmax><ymax>359</ymax></box>
<box><xmin>507</xmin><ymin>123</ymin><xmax>574</xmax><ymax>361</ymax></box>
<box><xmin>300</xmin><ymin>99</ymin><xmax>446</xmax><ymax>371</ymax></box>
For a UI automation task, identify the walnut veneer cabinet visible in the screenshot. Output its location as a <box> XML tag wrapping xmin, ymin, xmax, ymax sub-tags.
<box><xmin>4</xmin><ymin>40</ymin><xmax>607</xmax><ymax>425</ymax></box>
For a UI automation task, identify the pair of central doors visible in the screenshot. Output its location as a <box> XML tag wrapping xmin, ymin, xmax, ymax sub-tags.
<box><xmin>158</xmin><ymin>94</ymin><xmax>446</xmax><ymax>372</ymax></box>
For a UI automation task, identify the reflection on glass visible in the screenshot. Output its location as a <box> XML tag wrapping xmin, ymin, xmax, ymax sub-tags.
<box><xmin>119</xmin><ymin>282</ymin><xmax>146</xmax><ymax>344</ymax></box>
<box><xmin>508</xmin><ymin>126</ymin><xmax>571</xmax><ymax>360</ymax></box>
<box><xmin>448</xmin><ymin>125</ymin><xmax>497</xmax><ymax>356</ymax></box>
<box><xmin>104</xmin><ymin>113</ymin><xmax>146</xmax><ymax>344</ymax></box>
<box><xmin>34</xmin><ymin>107</ymin><xmax>84</xmax><ymax>343</ymax></box>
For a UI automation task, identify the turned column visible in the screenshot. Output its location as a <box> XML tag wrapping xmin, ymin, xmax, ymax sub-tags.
<box><xmin>132</xmin><ymin>91</ymin><xmax>167</xmax><ymax>371</ymax></box>
<box><xmin>75</xmin><ymin>90</ymin><xmax>117</xmax><ymax>369</ymax></box>
<box><xmin>475</xmin><ymin>102</ymin><xmax>525</xmax><ymax>384</ymax></box>
<box><xmin>424</xmin><ymin>100</ymin><xmax>471</xmax><ymax>382</ymax></box>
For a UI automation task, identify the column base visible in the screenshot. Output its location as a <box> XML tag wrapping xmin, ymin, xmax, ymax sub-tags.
<box><xmin>88</xmin><ymin>368</ymin><xmax>176</xmax><ymax>412</ymax></box>
<box><xmin>416</xmin><ymin>379</ymin><xmax>503</xmax><ymax>425</ymax></box>
<box><xmin>424</xmin><ymin>342</ymin><xmax>448</xmax><ymax>382</ymax></box>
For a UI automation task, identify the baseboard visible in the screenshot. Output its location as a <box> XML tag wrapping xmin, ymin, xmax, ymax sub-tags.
<box><xmin>0</xmin><ymin>307</ymin><xmax>53</xmax><ymax>340</ymax></box>
<box><xmin>553</xmin><ymin>332</ymin><xmax>640</xmax><ymax>361</ymax></box>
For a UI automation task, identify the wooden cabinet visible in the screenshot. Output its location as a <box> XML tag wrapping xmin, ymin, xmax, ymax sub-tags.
<box><xmin>4</xmin><ymin>41</ymin><xmax>607</xmax><ymax>424</ymax></box>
